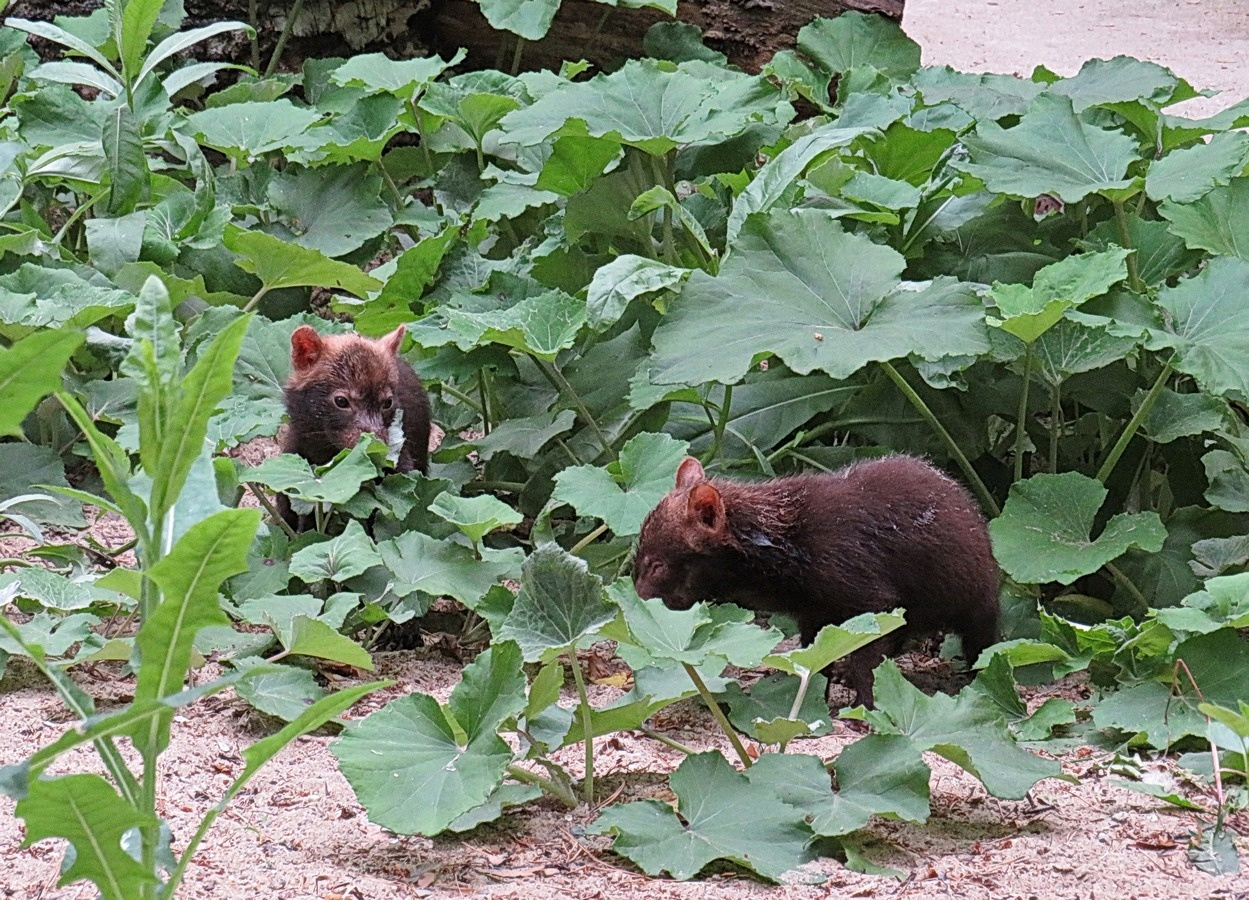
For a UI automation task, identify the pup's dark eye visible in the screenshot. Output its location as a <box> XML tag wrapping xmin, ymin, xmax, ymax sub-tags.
<box><xmin>333</xmin><ymin>396</ymin><xmax>350</xmax><ymax>409</ymax></box>
<box><xmin>381</xmin><ymin>397</ymin><xmax>393</xmax><ymax>410</ymax></box>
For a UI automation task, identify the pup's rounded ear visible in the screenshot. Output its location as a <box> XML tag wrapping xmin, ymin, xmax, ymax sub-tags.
<box><xmin>675</xmin><ymin>456</ymin><xmax>705</xmax><ymax>489</ymax></box>
<box><xmin>687</xmin><ymin>482</ymin><xmax>725</xmax><ymax>532</ymax></box>
<box><xmin>290</xmin><ymin>325</ymin><xmax>325</xmax><ymax>371</ymax></box>
<box><xmin>380</xmin><ymin>324</ymin><xmax>406</xmax><ymax>356</ymax></box>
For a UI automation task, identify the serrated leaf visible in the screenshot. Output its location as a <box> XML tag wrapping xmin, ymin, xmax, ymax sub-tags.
<box><xmin>289</xmin><ymin>520</ymin><xmax>381</xmax><ymax>583</ymax></box>
<box><xmin>989</xmin><ymin>472</ymin><xmax>1167</xmax><ymax>585</ymax></box>
<box><xmin>185</xmin><ymin>99</ymin><xmax>323</xmax><ymax>161</ymax></box>
<box><xmin>0</xmin><ymin>567</ymin><xmax>94</xmax><ymax>610</ymax></box>
<box><xmin>1159</xmin><ymin>176</ymin><xmax>1249</xmax><ymax>259</ymax></box>
<box><xmin>242</xmin><ymin>442</ymin><xmax>379</xmax><ymax>504</ymax></box>
<box><xmin>18</xmin><ymin>774</ymin><xmax>159</xmax><ymax>900</ymax></box>
<box><xmin>651</xmin><ymin>210</ymin><xmax>988</xmax><ymax>385</ymax></box>
<box><xmin>0</xmin><ymin>329</ymin><xmax>83</xmax><ymax>436</ymax></box>
<box><xmin>536</xmin><ymin>135</ymin><xmax>623</xmax><ymax>197</ymax></box>
<box><xmin>551</xmin><ymin>432</ymin><xmax>688</xmax><ymax>537</ymax></box>
<box><xmin>866</xmin><ymin>662</ymin><xmax>1061</xmax><ymax>799</ymax></box>
<box><xmin>586</xmin><ymin>254</ymin><xmax>688</xmax><ymax>331</ymax></box>
<box><xmin>267</xmin><ymin>164</ymin><xmax>393</xmax><ymax>257</ymax></box>
<box><xmin>137</xmin><ymin>508</ymin><xmax>260</xmax><ymax>748</ymax></box>
<box><xmin>813</xmin><ymin>733</ymin><xmax>930</xmax><ymax>836</ymax></box>
<box><xmin>329</xmin><ymin>51</ymin><xmax>464</xmax><ymax>99</ymax></box>
<box><xmin>428</xmin><ymin>493</ymin><xmax>522</xmax><ymax>544</ymax></box>
<box><xmin>589</xmin><ymin>750</ymin><xmax>815</xmax><ymax>882</ymax></box>
<box><xmin>333</xmin><ymin>642</ymin><xmax>525</xmax><ymax>835</ymax></box>
<box><xmin>376</xmin><ymin>531</ymin><xmax>521</xmax><ymax>607</ymax></box>
<box><xmin>225</xmin><ymin>229</ymin><xmax>382</xmax><ymax>297</ymax></box>
<box><xmin>282</xmin><ymin>616</ymin><xmax>374</xmax><ymax>670</ymax></box>
<box><xmin>496</xmin><ymin>543</ymin><xmax>615</xmax><ymax>661</ymax></box>
<box><xmin>798</xmin><ymin>12</ymin><xmax>920</xmax><ymax>78</ymax></box>
<box><xmin>1150</xmin><ymin>256</ymin><xmax>1249</xmax><ymax>397</ymax></box>
<box><xmin>988</xmin><ymin>248</ymin><xmax>1130</xmax><ymax>343</ymax></box>
<box><xmin>763</xmin><ymin>612</ymin><xmax>906</xmax><ymax>676</ymax></box>
<box><xmin>952</xmin><ymin>93</ymin><xmax>1138</xmax><ymax>202</ymax></box>
<box><xmin>1146</xmin><ymin>130</ymin><xmax>1249</xmax><ymax>203</ymax></box>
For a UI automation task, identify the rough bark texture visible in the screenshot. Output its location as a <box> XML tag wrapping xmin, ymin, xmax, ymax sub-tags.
<box><xmin>12</xmin><ymin>0</ymin><xmax>903</xmax><ymax>74</ymax></box>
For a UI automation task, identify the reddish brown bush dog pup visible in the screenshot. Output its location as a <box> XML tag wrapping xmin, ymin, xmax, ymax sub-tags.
<box><xmin>633</xmin><ymin>455</ymin><xmax>1000</xmax><ymax>706</ymax></box>
<box><xmin>277</xmin><ymin>324</ymin><xmax>431</xmax><ymax>527</ymax></box>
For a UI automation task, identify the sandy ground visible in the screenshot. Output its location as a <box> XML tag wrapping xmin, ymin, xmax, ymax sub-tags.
<box><xmin>6</xmin><ymin>3</ymin><xmax>1249</xmax><ymax>898</ymax></box>
<box><xmin>904</xmin><ymin>0</ymin><xmax>1249</xmax><ymax>118</ymax></box>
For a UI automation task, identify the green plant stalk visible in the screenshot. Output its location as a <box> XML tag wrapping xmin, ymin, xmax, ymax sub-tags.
<box><xmin>51</xmin><ymin>193</ymin><xmax>103</xmax><ymax>248</ymax></box>
<box><xmin>247</xmin><ymin>0</ymin><xmax>261</xmax><ymax>70</ymax></box>
<box><xmin>567</xmin><ymin>647</ymin><xmax>595</xmax><ymax>803</ymax></box>
<box><xmin>788</xmin><ymin>669</ymin><xmax>812</xmax><ymax>721</ymax></box>
<box><xmin>509</xmin><ymin>35</ymin><xmax>526</xmax><ymax>76</ymax></box>
<box><xmin>707</xmin><ymin>384</ymin><xmax>733</xmax><ymax>463</ymax></box>
<box><xmin>879</xmin><ymin>361</ymin><xmax>1000</xmax><ymax>517</ymax></box>
<box><xmin>1104</xmin><ymin>561</ymin><xmax>1148</xmax><ymax>614</ymax></box>
<box><xmin>264</xmin><ymin>0</ymin><xmax>305</xmax><ymax>77</ymax></box>
<box><xmin>682</xmin><ymin>663</ymin><xmax>752</xmax><ymax>769</ymax></box>
<box><xmin>506</xmin><ymin>763</ymin><xmax>578</xmax><ymax>809</ymax></box>
<box><xmin>1112</xmin><ymin>200</ymin><xmax>1145</xmax><ymax>293</ymax></box>
<box><xmin>569</xmin><ymin>522</ymin><xmax>608</xmax><ymax>556</ymax></box>
<box><xmin>1049</xmin><ymin>383</ymin><xmax>1062</xmax><ymax>475</ymax></box>
<box><xmin>0</xmin><ymin>618</ymin><xmax>141</xmax><ymax>807</ymax></box>
<box><xmin>1095</xmin><ymin>358</ymin><xmax>1174</xmax><ymax>484</ymax></box>
<box><xmin>247</xmin><ymin>485</ymin><xmax>298</xmax><ymax>540</ymax></box>
<box><xmin>437</xmin><ymin>381</ymin><xmax>482</xmax><ymax>413</ymax></box>
<box><xmin>538</xmin><ymin>361</ymin><xmax>615</xmax><ymax>461</ymax></box>
<box><xmin>241</xmin><ymin>285</ymin><xmax>270</xmax><ymax>313</ymax></box>
<box><xmin>477</xmin><ymin>369</ymin><xmax>492</xmax><ymax>433</ymax></box>
<box><xmin>1014</xmin><ymin>343</ymin><xmax>1034</xmax><ymax>483</ymax></box>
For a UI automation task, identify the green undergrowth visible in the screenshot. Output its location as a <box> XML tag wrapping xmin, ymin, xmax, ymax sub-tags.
<box><xmin>0</xmin><ymin>0</ymin><xmax>1247</xmax><ymax>892</ymax></box>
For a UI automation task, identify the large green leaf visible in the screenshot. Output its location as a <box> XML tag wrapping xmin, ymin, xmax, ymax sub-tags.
<box><xmin>0</xmin><ymin>329</ymin><xmax>83</xmax><ymax>436</ymax></box>
<box><xmin>650</xmin><ymin>210</ymin><xmax>988</xmax><ymax>385</ymax></box>
<box><xmin>329</xmin><ymin>50</ymin><xmax>464</xmax><ymax>99</ymax></box>
<box><xmin>797</xmin><ymin>12</ymin><xmax>920</xmax><ymax>78</ymax></box>
<box><xmin>495</xmin><ymin>543</ymin><xmax>616</xmax><ymax>662</ymax></box>
<box><xmin>225</xmin><ymin>229</ymin><xmax>383</xmax><ymax>297</ymax></box>
<box><xmin>333</xmin><ymin>642</ymin><xmax>526</xmax><ymax>835</ymax></box>
<box><xmin>17</xmin><ymin>774</ymin><xmax>159</xmax><ymax>900</ymax></box>
<box><xmin>500</xmin><ymin>59</ymin><xmax>787</xmax><ymax>155</ymax></box>
<box><xmin>989</xmin><ymin>472</ymin><xmax>1166</xmax><ymax>586</ymax></box>
<box><xmin>1150</xmin><ymin>256</ymin><xmax>1249</xmax><ymax>397</ymax></box>
<box><xmin>267</xmin><ymin>164</ymin><xmax>393</xmax><ymax>257</ymax></box>
<box><xmin>589</xmin><ymin>750</ymin><xmax>815</xmax><ymax>882</ymax></box>
<box><xmin>1159</xmin><ymin>176</ymin><xmax>1249</xmax><ymax>259</ymax></box>
<box><xmin>376</xmin><ymin>531</ymin><xmax>522</xmax><ymax>607</ymax></box>
<box><xmin>184</xmin><ymin>99</ymin><xmax>323</xmax><ymax>161</ymax></box>
<box><xmin>102</xmin><ymin>103</ymin><xmax>148</xmax><ymax>214</ymax></box>
<box><xmin>0</xmin><ymin>444</ymin><xmax>84</xmax><ymax>526</ymax></box>
<box><xmin>861</xmin><ymin>662</ymin><xmax>1061</xmax><ymax>799</ymax></box>
<box><xmin>1146</xmin><ymin>130</ymin><xmax>1249</xmax><ymax>203</ymax></box>
<box><xmin>427</xmin><ymin>493</ymin><xmax>523</xmax><ymax>544</ymax></box>
<box><xmin>551</xmin><ymin>432</ymin><xmax>688</xmax><ymax>537</ymax></box>
<box><xmin>476</xmin><ymin>0</ymin><xmax>559</xmax><ymax>40</ymax></box>
<box><xmin>987</xmin><ymin>248</ymin><xmax>1130</xmax><ymax>344</ymax></box>
<box><xmin>0</xmin><ymin>265</ymin><xmax>134</xmax><ymax>332</ymax></box>
<box><xmin>407</xmin><ymin>287</ymin><xmax>586</xmax><ymax>360</ymax></box>
<box><xmin>242</xmin><ymin>442</ymin><xmax>379</xmax><ymax>504</ymax></box>
<box><xmin>910</xmin><ymin>67</ymin><xmax>1042</xmax><ymax>121</ymax></box>
<box><xmin>288</xmin><ymin>519</ymin><xmax>382</xmax><ymax>583</ymax></box>
<box><xmin>813</xmin><ymin>733</ymin><xmax>931</xmax><ymax>836</ymax></box>
<box><xmin>951</xmin><ymin>94</ymin><xmax>1138</xmax><ymax>202</ymax></box>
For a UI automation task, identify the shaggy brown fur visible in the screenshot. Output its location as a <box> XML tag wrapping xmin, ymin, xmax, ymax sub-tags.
<box><xmin>633</xmin><ymin>455</ymin><xmax>1000</xmax><ymax>706</ymax></box>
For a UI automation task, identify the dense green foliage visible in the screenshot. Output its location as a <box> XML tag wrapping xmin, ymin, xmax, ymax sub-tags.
<box><xmin>1</xmin><ymin>0</ymin><xmax>1248</xmax><ymax>891</ymax></box>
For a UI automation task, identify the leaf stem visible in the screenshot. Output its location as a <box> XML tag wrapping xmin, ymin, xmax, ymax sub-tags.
<box><xmin>567</xmin><ymin>648</ymin><xmax>596</xmax><ymax>803</ymax></box>
<box><xmin>1095</xmin><ymin>358</ymin><xmax>1173</xmax><ymax>484</ymax></box>
<box><xmin>248</xmin><ymin>484</ymin><xmax>298</xmax><ymax>539</ymax></box>
<box><xmin>637</xmin><ymin>725</ymin><xmax>698</xmax><ymax>757</ymax></box>
<box><xmin>788</xmin><ymin>670</ymin><xmax>812</xmax><ymax>721</ymax></box>
<box><xmin>1049</xmin><ymin>383</ymin><xmax>1061</xmax><ymax>475</ymax></box>
<box><xmin>506</xmin><ymin>763</ymin><xmax>578</xmax><ymax>809</ymax></box>
<box><xmin>1104</xmin><ymin>561</ymin><xmax>1148</xmax><ymax>615</ymax></box>
<box><xmin>477</xmin><ymin>369</ymin><xmax>492</xmax><ymax>433</ymax></box>
<box><xmin>538</xmin><ymin>361</ymin><xmax>615</xmax><ymax>462</ymax></box>
<box><xmin>1112</xmin><ymin>200</ymin><xmax>1145</xmax><ymax>293</ymax></box>
<box><xmin>682</xmin><ymin>663</ymin><xmax>752</xmax><ymax>769</ymax></box>
<box><xmin>879</xmin><ymin>361</ymin><xmax>999</xmax><ymax>517</ymax></box>
<box><xmin>707</xmin><ymin>384</ymin><xmax>733</xmax><ymax>463</ymax></box>
<box><xmin>437</xmin><ymin>381</ymin><xmax>482</xmax><ymax>412</ymax></box>
<box><xmin>569</xmin><ymin>522</ymin><xmax>608</xmax><ymax>556</ymax></box>
<box><xmin>1014</xmin><ymin>343</ymin><xmax>1034</xmax><ymax>483</ymax></box>
<box><xmin>264</xmin><ymin>0</ymin><xmax>305</xmax><ymax>78</ymax></box>
<box><xmin>241</xmin><ymin>285</ymin><xmax>270</xmax><ymax>314</ymax></box>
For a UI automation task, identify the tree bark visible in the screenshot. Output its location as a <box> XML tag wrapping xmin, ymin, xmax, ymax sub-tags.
<box><xmin>11</xmin><ymin>0</ymin><xmax>903</xmax><ymax>75</ymax></box>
